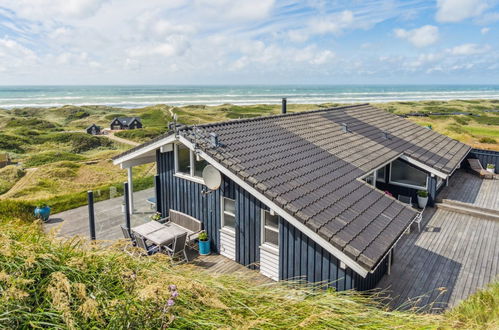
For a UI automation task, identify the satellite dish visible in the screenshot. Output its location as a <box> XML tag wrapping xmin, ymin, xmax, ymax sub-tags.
<box><xmin>202</xmin><ymin>165</ymin><xmax>222</xmax><ymax>190</ymax></box>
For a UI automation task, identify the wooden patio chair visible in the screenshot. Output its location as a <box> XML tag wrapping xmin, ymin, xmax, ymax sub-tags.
<box><xmin>169</xmin><ymin>210</ymin><xmax>203</xmax><ymax>249</ymax></box>
<box><xmin>413</xmin><ymin>208</ymin><xmax>425</xmax><ymax>233</ymax></box>
<box><xmin>467</xmin><ymin>158</ymin><xmax>494</xmax><ymax>179</ymax></box>
<box><xmin>136</xmin><ymin>236</ymin><xmax>160</xmax><ymax>256</ymax></box>
<box><xmin>163</xmin><ymin>232</ymin><xmax>189</xmax><ymax>264</ymax></box>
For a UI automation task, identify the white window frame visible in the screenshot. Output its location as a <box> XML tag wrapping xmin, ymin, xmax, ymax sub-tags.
<box><xmin>389</xmin><ymin>160</ymin><xmax>428</xmax><ymax>190</ymax></box>
<box><xmin>174</xmin><ymin>143</ymin><xmax>205</xmax><ymax>184</ymax></box>
<box><xmin>221</xmin><ymin>197</ymin><xmax>236</xmax><ymax>233</ymax></box>
<box><xmin>261</xmin><ymin>210</ymin><xmax>279</xmax><ymax>249</ymax></box>
<box><xmin>376</xmin><ymin>166</ymin><xmax>386</xmax><ymax>183</ymax></box>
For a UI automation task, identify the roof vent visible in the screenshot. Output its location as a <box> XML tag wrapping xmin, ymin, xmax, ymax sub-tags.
<box><xmin>209</xmin><ymin>132</ymin><xmax>220</xmax><ymax>147</ymax></box>
<box><xmin>382</xmin><ymin>131</ymin><xmax>391</xmax><ymax>139</ymax></box>
<box><xmin>341</xmin><ymin>123</ymin><xmax>349</xmax><ymax>133</ymax></box>
<box><xmin>282</xmin><ymin>98</ymin><xmax>287</xmax><ymax>114</ymax></box>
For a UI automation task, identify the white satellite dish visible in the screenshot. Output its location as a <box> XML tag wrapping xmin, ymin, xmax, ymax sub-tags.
<box><xmin>202</xmin><ymin>165</ymin><xmax>222</xmax><ymax>190</ymax></box>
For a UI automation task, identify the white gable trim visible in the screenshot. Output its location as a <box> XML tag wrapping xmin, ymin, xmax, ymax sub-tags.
<box><xmin>400</xmin><ymin>155</ymin><xmax>448</xmax><ymax>179</ymax></box>
<box><xmin>112</xmin><ymin>134</ymin><xmax>176</xmax><ymax>166</ymax></box>
<box><xmin>177</xmin><ymin>135</ymin><xmax>370</xmax><ymax>277</ymax></box>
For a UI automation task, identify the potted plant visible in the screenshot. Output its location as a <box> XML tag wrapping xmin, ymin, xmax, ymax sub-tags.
<box><xmin>486</xmin><ymin>164</ymin><xmax>495</xmax><ymax>174</ymax></box>
<box><xmin>34</xmin><ymin>204</ymin><xmax>51</xmax><ymax>222</ymax></box>
<box><xmin>198</xmin><ymin>231</ymin><xmax>210</xmax><ymax>255</ymax></box>
<box><xmin>417</xmin><ymin>190</ymin><xmax>429</xmax><ymax>208</ymax></box>
<box><xmin>150</xmin><ymin>212</ymin><xmax>162</xmax><ymax>222</ymax></box>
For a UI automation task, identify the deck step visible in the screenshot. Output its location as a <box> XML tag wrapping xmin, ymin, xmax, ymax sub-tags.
<box><xmin>441</xmin><ymin>199</ymin><xmax>499</xmax><ymax>216</ymax></box>
<box><xmin>436</xmin><ymin>202</ymin><xmax>499</xmax><ymax>221</ymax></box>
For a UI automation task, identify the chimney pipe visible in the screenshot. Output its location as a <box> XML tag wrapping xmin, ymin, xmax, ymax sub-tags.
<box><xmin>281</xmin><ymin>98</ymin><xmax>287</xmax><ymax>114</ymax></box>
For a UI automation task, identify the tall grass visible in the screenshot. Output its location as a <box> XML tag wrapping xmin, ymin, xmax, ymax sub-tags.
<box><xmin>0</xmin><ymin>216</ymin><xmax>446</xmax><ymax>329</ymax></box>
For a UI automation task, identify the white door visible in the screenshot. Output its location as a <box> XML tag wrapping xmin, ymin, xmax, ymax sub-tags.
<box><xmin>220</xmin><ymin>197</ymin><xmax>236</xmax><ymax>260</ymax></box>
<box><xmin>260</xmin><ymin>210</ymin><xmax>279</xmax><ymax>281</ymax></box>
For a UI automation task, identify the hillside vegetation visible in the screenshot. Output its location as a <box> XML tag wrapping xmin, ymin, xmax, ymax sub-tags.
<box><xmin>1</xmin><ymin>210</ymin><xmax>497</xmax><ymax>329</ymax></box>
<box><xmin>0</xmin><ymin>100</ymin><xmax>498</xmax><ymax>207</ymax></box>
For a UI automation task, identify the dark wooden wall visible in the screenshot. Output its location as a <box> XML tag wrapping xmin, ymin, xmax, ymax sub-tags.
<box><xmin>469</xmin><ymin>148</ymin><xmax>499</xmax><ymax>170</ymax></box>
<box><xmin>279</xmin><ymin>220</ymin><xmax>388</xmax><ymax>291</ymax></box>
<box><xmin>156</xmin><ymin>150</ymin><xmax>266</xmax><ymax>266</ymax></box>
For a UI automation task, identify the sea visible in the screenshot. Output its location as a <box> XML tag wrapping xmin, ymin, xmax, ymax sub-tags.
<box><xmin>0</xmin><ymin>85</ymin><xmax>499</xmax><ymax>109</ymax></box>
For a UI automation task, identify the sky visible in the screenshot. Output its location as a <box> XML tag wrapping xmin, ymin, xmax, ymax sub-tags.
<box><xmin>0</xmin><ymin>0</ymin><xmax>498</xmax><ymax>85</ymax></box>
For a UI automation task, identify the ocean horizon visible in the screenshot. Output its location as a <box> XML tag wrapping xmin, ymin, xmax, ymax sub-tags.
<box><xmin>1</xmin><ymin>85</ymin><xmax>499</xmax><ymax>109</ymax></box>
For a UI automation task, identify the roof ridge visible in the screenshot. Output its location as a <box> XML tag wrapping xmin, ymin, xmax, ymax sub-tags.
<box><xmin>179</xmin><ymin>103</ymin><xmax>371</xmax><ymax>131</ymax></box>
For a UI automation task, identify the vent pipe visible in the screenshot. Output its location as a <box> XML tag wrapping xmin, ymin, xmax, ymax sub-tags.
<box><xmin>209</xmin><ymin>132</ymin><xmax>220</xmax><ymax>147</ymax></box>
<box><xmin>281</xmin><ymin>98</ymin><xmax>287</xmax><ymax>114</ymax></box>
<box><xmin>342</xmin><ymin>123</ymin><xmax>348</xmax><ymax>133</ymax></box>
<box><xmin>382</xmin><ymin>131</ymin><xmax>391</xmax><ymax>140</ymax></box>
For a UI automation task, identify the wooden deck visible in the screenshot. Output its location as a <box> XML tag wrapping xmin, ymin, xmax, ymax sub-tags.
<box><xmin>438</xmin><ymin>170</ymin><xmax>498</xmax><ymax>210</ymax></box>
<box><xmin>378</xmin><ymin>170</ymin><xmax>499</xmax><ymax>312</ymax></box>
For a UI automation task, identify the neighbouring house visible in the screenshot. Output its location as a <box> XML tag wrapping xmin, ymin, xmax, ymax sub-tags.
<box><xmin>112</xmin><ymin>103</ymin><xmax>470</xmax><ymax>290</ymax></box>
<box><xmin>0</xmin><ymin>153</ymin><xmax>10</xmax><ymax>168</ymax></box>
<box><xmin>86</xmin><ymin>124</ymin><xmax>101</xmax><ymax>135</ymax></box>
<box><xmin>110</xmin><ymin>117</ymin><xmax>142</xmax><ymax>130</ymax></box>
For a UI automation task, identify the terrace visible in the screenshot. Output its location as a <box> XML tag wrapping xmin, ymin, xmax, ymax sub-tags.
<box><xmin>378</xmin><ymin>170</ymin><xmax>499</xmax><ymax>312</ymax></box>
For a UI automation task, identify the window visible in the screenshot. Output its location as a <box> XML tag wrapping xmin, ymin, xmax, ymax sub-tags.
<box><xmin>176</xmin><ymin>144</ymin><xmax>191</xmax><ymax>175</ymax></box>
<box><xmin>262</xmin><ymin>210</ymin><xmax>279</xmax><ymax>247</ymax></box>
<box><xmin>194</xmin><ymin>156</ymin><xmax>209</xmax><ymax>178</ymax></box>
<box><xmin>175</xmin><ymin>144</ymin><xmax>208</xmax><ymax>179</ymax></box>
<box><xmin>376</xmin><ymin>165</ymin><xmax>386</xmax><ymax>183</ymax></box>
<box><xmin>389</xmin><ymin>159</ymin><xmax>428</xmax><ymax>189</ymax></box>
<box><xmin>222</xmin><ymin>197</ymin><xmax>236</xmax><ymax>230</ymax></box>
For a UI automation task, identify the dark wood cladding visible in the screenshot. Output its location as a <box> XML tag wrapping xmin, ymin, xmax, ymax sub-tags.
<box><xmin>157</xmin><ymin>149</ymin><xmax>222</xmax><ymax>252</ymax></box>
<box><xmin>469</xmin><ymin>148</ymin><xmax>499</xmax><ymax>170</ymax></box>
<box><xmin>280</xmin><ymin>220</ymin><xmax>388</xmax><ymax>291</ymax></box>
<box><xmin>157</xmin><ymin>150</ymin><xmax>267</xmax><ymax>267</ymax></box>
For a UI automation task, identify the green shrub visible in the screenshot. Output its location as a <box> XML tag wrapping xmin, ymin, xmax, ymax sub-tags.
<box><xmin>471</xmin><ymin>115</ymin><xmax>499</xmax><ymax>126</ymax></box>
<box><xmin>479</xmin><ymin>137</ymin><xmax>497</xmax><ymax>144</ymax></box>
<box><xmin>0</xmin><ymin>134</ymin><xmax>26</xmax><ymax>153</ymax></box>
<box><xmin>0</xmin><ymin>199</ymin><xmax>35</xmax><ymax>221</ymax></box>
<box><xmin>115</xmin><ymin>128</ymin><xmax>165</xmax><ymax>142</ymax></box>
<box><xmin>68</xmin><ymin>134</ymin><xmax>114</xmax><ymax>153</ymax></box>
<box><xmin>6</xmin><ymin>118</ymin><xmax>58</xmax><ymax>129</ymax></box>
<box><xmin>0</xmin><ymin>166</ymin><xmax>25</xmax><ymax>194</ymax></box>
<box><xmin>24</xmin><ymin>152</ymin><xmax>85</xmax><ymax>167</ymax></box>
<box><xmin>65</xmin><ymin>110</ymin><xmax>90</xmax><ymax>121</ymax></box>
<box><xmin>454</xmin><ymin>116</ymin><xmax>470</xmax><ymax>125</ymax></box>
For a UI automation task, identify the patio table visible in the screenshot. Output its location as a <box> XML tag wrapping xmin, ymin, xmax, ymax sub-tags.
<box><xmin>144</xmin><ymin>222</ymin><xmax>192</xmax><ymax>246</ymax></box>
<box><xmin>131</xmin><ymin>221</ymin><xmax>164</xmax><ymax>237</ymax></box>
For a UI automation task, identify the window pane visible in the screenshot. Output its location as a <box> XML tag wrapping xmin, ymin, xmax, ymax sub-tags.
<box><xmin>224</xmin><ymin>198</ymin><xmax>235</xmax><ymax>215</ymax></box>
<box><xmin>265</xmin><ymin>212</ymin><xmax>278</xmax><ymax>229</ymax></box>
<box><xmin>194</xmin><ymin>156</ymin><xmax>208</xmax><ymax>178</ymax></box>
<box><xmin>391</xmin><ymin>159</ymin><xmax>427</xmax><ymax>188</ymax></box>
<box><xmin>223</xmin><ymin>214</ymin><xmax>235</xmax><ymax>229</ymax></box>
<box><xmin>177</xmin><ymin>145</ymin><xmax>190</xmax><ymax>174</ymax></box>
<box><xmin>264</xmin><ymin>228</ymin><xmax>279</xmax><ymax>246</ymax></box>
<box><xmin>377</xmin><ymin>166</ymin><xmax>386</xmax><ymax>182</ymax></box>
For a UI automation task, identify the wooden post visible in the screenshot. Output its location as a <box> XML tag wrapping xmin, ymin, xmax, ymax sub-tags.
<box><xmin>124</xmin><ymin>182</ymin><xmax>131</xmax><ymax>233</ymax></box>
<box><xmin>154</xmin><ymin>174</ymin><xmax>162</xmax><ymax>215</ymax></box>
<box><xmin>87</xmin><ymin>191</ymin><xmax>96</xmax><ymax>240</ymax></box>
<box><xmin>127</xmin><ymin>167</ymin><xmax>134</xmax><ymax>214</ymax></box>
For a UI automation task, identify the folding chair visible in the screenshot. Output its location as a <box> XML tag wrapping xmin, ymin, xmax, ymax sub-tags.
<box><xmin>136</xmin><ymin>236</ymin><xmax>160</xmax><ymax>256</ymax></box>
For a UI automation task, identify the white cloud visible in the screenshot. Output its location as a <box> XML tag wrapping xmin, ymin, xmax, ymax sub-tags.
<box><xmin>481</xmin><ymin>27</ymin><xmax>491</xmax><ymax>34</ymax></box>
<box><xmin>194</xmin><ymin>0</ymin><xmax>275</xmax><ymax>21</ymax></box>
<box><xmin>436</xmin><ymin>0</ymin><xmax>490</xmax><ymax>23</ymax></box>
<box><xmin>394</xmin><ymin>25</ymin><xmax>439</xmax><ymax>48</ymax></box>
<box><xmin>4</xmin><ymin>0</ymin><xmax>109</xmax><ymax>20</ymax></box>
<box><xmin>447</xmin><ymin>43</ymin><xmax>491</xmax><ymax>55</ymax></box>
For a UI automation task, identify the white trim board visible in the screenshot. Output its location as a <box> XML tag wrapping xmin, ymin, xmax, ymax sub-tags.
<box><xmin>177</xmin><ymin>135</ymin><xmax>370</xmax><ymax>277</ymax></box>
<box><xmin>113</xmin><ymin>134</ymin><xmax>176</xmax><ymax>166</ymax></box>
<box><xmin>400</xmin><ymin>155</ymin><xmax>448</xmax><ymax>179</ymax></box>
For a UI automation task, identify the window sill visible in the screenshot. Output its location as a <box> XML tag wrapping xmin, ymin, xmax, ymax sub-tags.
<box><xmin>174</xmin><ymin>173</ymin><xmax>205</xmax><ymax>185</ymax></box>
<box><xmin>220</xmin><ymin>227</ymin><xmax>236</xmax><ymax>237</ymax></box>
<box><xmin>388</xmin><ymin>180</ymin><xmax>426</xmax><ymax>190</ymax></box>
<box><xmin>260</xmin><ymin>243</ymin><xmax>279</xmax><ymax>255</ymax></box>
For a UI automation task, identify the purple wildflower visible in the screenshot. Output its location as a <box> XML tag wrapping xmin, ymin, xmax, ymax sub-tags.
<box><xmin>169</xmin><ymin>284</ymin><xmax>177</xmax><ymax>291</ymax></box>
<box><xmin>167</xmin><ymin>299</ymin><xmax>175</xmax><ymax>307</ymax></box>
<box><xmin>171</xmin><ymin>290</ymin><xmax>179</xmax><ymax>298</ymax></box>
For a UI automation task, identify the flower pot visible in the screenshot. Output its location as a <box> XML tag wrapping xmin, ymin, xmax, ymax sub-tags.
<box><xmin>199</xmin><ymin>240</ymin><xmax>211</xmax><ymax>255</ymax></box>
<box><xmin>417</xmin><ymin>195</ymin><xmax>428</xmax><ymax>208</ymax></box>
<box><xmin>34</xmin><ymin>206</ymin><xmax>51</xmax><ymax>222</ymax></box>
<box><xmin>121</xmin><ymin>204</ymin><xmax>126</xmax><ymax>213</ymax></box>
<box><xmin>486</xmin><ymin>168</ymin><xmax>495</xmax><ymax>174</ymax></box>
